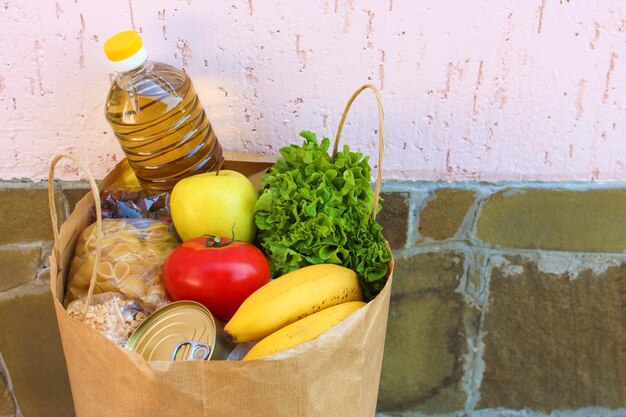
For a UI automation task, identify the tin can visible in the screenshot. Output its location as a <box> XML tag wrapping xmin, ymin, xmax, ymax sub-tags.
<box><xmin>125</xmin><ymin>301</ymin><xmax>233</xmax><ymax>361</ymax></box>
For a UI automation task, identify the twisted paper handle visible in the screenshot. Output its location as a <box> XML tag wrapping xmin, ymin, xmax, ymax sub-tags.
<box><xmin>332</xmin><ymin>84</ymin><xmax>385</xmax><ymax>219</ymax></box>
<box><xmin>48</xmin><ymin>154</ymin><xmax>102</xmax><ymax>321</ymax></box>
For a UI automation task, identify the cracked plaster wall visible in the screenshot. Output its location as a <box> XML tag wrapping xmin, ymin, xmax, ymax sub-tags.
<box><xmin>1</xmin><ymin>1</ymin><xmax>626</xmax><ymax>182</ymax></box>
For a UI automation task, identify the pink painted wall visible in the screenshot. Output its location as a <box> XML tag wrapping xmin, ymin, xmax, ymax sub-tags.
<box><xmin>1</xmin><ymin>1</ymin><xmax>625</xmax><ymax>182</ymax></box>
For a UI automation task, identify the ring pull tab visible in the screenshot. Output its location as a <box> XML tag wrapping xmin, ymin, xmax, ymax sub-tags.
<box><xmin>171</xmin><ymin>340</ymin><xmax>212</xmax><ymax>361</ymax></box>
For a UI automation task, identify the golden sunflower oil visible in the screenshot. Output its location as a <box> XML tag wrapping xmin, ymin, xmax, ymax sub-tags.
<box><xmin>104</xmin><ymin>31</ymin><xmax>223</xmax><ymax>190</ymax></box>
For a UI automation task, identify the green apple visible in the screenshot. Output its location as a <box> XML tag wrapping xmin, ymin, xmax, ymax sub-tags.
<box><xmin>170</xmin><ymin>170</ymin><xmax>258</xmax><ymax>243</ymax></box>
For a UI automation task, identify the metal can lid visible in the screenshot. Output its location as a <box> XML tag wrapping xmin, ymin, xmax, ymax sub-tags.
<box><xmin>126</xmin><ymin>301</ymin><xmax>218</xmax><ymax>361</ymax></box>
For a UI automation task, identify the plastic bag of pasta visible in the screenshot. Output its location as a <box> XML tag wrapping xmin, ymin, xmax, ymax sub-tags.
<box><xmin>88</xmin><ymin>187</ymin><xmax>172</xmax><ymax>223</ymax></box>
<box><xmin>64</xmin><ymin>218</ymin><xmax>179</xmax><ymax>310</ymax></box>
<box><xmin>87</xmin><ymin>158</ymin><xmax>171</xmax><ymax>223</ymax></box>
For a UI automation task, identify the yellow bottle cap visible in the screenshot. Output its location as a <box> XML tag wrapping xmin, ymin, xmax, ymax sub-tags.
<box><xmin>104</xmin><ymin>30</ymin><xmax>143</xmax><ymax>62</ymax></box>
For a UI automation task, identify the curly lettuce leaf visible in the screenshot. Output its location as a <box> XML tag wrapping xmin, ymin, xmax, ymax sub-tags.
<box><xmin>254</xmin><ymin>131</ymin><xmax>392</xmax><ymax>300</ymax></box>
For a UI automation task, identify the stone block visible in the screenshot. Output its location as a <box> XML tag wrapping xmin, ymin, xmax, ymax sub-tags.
<box><xmin>62</xmin><ymin>186</ymin><xmax>90</xmax><ymax>215</ymax></box>
<box><xmin>0</xmin><ymin>377</ymin><xmax>14</xmax><ymax>416</ymax></box>
<box><xmin>377</xmin><ymin>192</ymin><xmax>410</xmax><ymax>249</ymax></box>
<box><xmin>418</xmin><ymin>188</ymin><xmax>476</xmax><ymax>241</ymax></box>
<box><xmin>475</xmin><ymin>188</ymin><xmax>626</xmax><ymax>252</ymax></box>
<box><xmin>0</xmin><ymin>247</ymin><xmax>41</xmax><ymax>291</ymax></box>
<box><xmin>378</xmin><ymin>251</ymin><xmax>472</xmax><ymax>414</ymax></box>
<box><xmin>0</xmin><ymin>287</ymin><xmax>74</xmax><ymax>417</ymax></box>
<box><xmin>0</xmin><ymin>188</ymin><xmax>62</xmax><ymax>245</ymax></box>
<box><xmin>391</xmin><ymin>250</ymin><xmax>465</xmax><ymax>297</ymax></box>
<box><xmin>479</xmin><ymin>255</ymin><xmax>626</xmax><ymax>411</ymax></box>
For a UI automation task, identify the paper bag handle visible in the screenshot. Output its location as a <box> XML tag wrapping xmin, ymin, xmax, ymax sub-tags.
<box><xmin>332</xmin><ymin>84</ymin><xmax>385</xmax><ymax>220</ymax></box>
<box><xmin>48</xmin><ymin>154</ymin><xmax>102</xmax><ymax>321</ymax></box>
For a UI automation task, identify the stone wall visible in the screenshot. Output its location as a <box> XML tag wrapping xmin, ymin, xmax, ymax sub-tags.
<box><xmin>0</xmin><ymin>181</ymin><xmax>624</xmax><ymax>417</ymax></box>
<box><xmin>0</xmin><ymin>183</ymin><xmax>84</xmax><ymax>417</ymax></box>
<box><xmin>375</xmin><ymin>184</ymin><xmax>626</xmax><ymax>417</ymax></box>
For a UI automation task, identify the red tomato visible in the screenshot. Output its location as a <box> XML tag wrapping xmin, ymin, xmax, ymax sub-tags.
<box><xmin>163</xmin><ymin>235</ymin><xmax>271</xmax><ymax>322</ymax></box>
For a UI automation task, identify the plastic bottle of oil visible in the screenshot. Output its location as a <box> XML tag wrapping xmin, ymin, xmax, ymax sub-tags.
<box><xmin>103</xmin><ymin>30</ymin><xmax>223</xmax><ymax>190</ymax></box>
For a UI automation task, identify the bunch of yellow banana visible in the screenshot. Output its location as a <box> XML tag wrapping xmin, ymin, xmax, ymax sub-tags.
<box><xmin>223</xmin><ymin>263</ymin><xmax>366</xmax><ymax>360</ymax></box>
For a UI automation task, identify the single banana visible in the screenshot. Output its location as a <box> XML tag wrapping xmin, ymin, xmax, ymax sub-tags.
<box><xmin>243</xmin><ymin>301</ymin><xmax>366</xmax><ymax>361</ymax></box>
<box><xmin>224</xmin><ymin>264</ymin><xmax>363</xmax><ymax>343</ymax></box>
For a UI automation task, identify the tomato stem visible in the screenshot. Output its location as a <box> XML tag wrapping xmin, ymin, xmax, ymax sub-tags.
<box><xmin>204</xmin><ymin>235</ymin><xmax>234</xmax><ymax>248</ymax></box>
<box><xmin>203</xmin><ymin>224</ymin><xmax>237</xmax><ymax>248</ymax></box>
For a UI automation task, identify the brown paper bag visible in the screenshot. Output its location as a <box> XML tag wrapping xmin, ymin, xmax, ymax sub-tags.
<box><xmin>48</xmin><ymin>84</ymin><xmax>393</xmax><ymax>417</ymax></box>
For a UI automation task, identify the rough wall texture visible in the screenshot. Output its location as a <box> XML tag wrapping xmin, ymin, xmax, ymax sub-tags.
<box><xmin>375</xmin><ymin>183</ymin><xmax>626</xmax><ymax>417</ymax></box>
<box><xmin>0</xmin><ymin>181</ymin><xmax>625</xmax><ymax>417</ymax></box>
<box><xmin>2</xmin><ymin>1</ymin><xmax>626</xmax><ymax>182</ymax></box>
